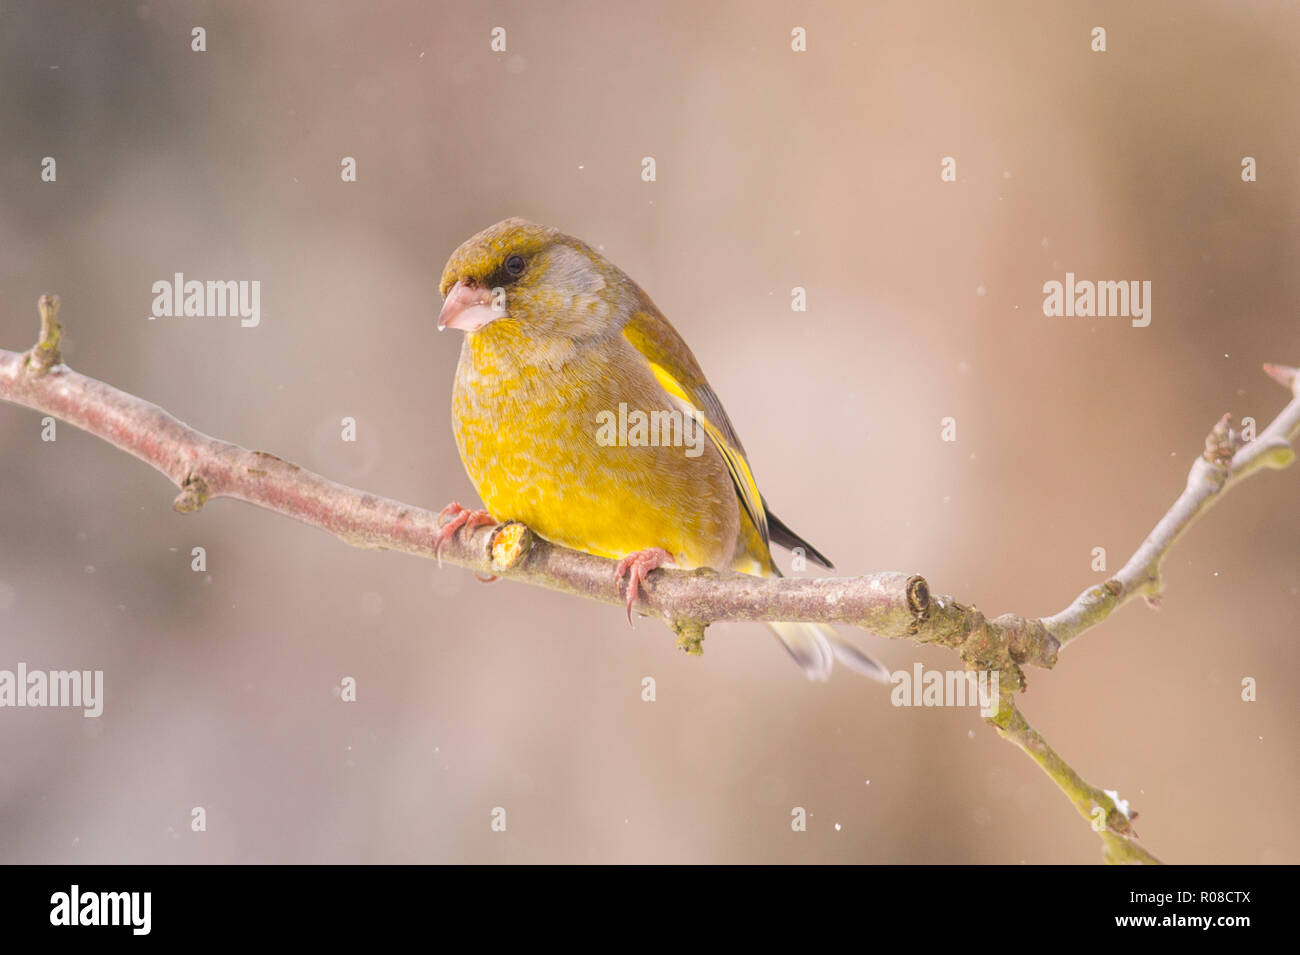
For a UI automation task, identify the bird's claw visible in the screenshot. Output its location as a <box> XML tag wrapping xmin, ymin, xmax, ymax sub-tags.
<box><xmin>613</xmin><ymin>547</ymin><xmax>672</xmax><ymax>626</ymax></box>
<box><xmin>434</xmin><ymin>502</ymin><xmax>496</xmax><ymax>567</ymax></box>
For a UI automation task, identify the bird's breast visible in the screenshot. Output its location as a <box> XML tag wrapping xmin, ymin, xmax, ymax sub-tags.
<box><xmin>450</xmin><ymin>331</ymin><xmax>738</xmax><ymax>568</ymax></box>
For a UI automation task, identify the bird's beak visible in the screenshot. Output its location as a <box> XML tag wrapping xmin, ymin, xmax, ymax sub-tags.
<box><xmin>438</xmin><ymin>281</ymin><xmax>503</xmax><ymax>332</ymax></box>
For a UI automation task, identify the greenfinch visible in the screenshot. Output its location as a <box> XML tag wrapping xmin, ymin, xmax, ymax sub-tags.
<box><xmin>436</xmin><ymin>217</ymin><xmax>886</xmax><ymax>681</ymax></box>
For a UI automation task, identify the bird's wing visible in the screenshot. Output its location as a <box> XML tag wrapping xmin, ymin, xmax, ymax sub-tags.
<box><xmin>622</xmin><ymin>309</ymin><xmax>770</xmax><ymax>550</ymax></box>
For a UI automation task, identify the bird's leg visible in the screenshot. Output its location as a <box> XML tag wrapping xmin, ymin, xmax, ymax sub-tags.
<box><xmin>434</xmin><ymin>502</ymin><xmax>497</xmax><ymax>567</ymax></box>
<box><xmin>613</xmin><ymin>547</ymin><xmax>672</xmax><ymax>626</ymax></box>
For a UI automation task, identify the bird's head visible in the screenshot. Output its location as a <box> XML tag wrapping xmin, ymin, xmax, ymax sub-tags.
<box><xmin>438</xmin><ymin>218</ymin><xmax>634</xmax><ymax>342</ymax></box>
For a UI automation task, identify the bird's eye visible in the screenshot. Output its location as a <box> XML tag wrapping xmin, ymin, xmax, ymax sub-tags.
<box><xmin>504</xmin><ymin>254</ymin><xmax>527</xmax><ymax>277</ymax></box>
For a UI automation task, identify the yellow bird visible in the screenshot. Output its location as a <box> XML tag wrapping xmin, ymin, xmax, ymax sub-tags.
<box><xmin>436</xmin><ymin>218</ymin><xmax>885</xmax><ymax>681</ymax></box>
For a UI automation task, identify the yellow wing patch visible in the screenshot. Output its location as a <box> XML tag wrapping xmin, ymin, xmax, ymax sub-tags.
<box><xmin>643</xmin><ymin>358</ymin><xmax>770</xmax><ymax>547</ymax></box>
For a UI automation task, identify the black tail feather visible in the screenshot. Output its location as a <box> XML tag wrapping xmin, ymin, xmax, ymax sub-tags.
<box><xmin>766</xmin><ymin>510</ymin><xmax>834</xmax><ymax>570</ymax></box>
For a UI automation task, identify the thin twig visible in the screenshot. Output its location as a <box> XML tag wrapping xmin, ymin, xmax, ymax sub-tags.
<box><xmin>1043</xmin><ymin>374</ymin><xmax>1300</xmax><ymax>647</ymax></box>
<box><xmin>988</xmin><ymin>695</ymin><xmax>1163</xmax><ymax>865</ymax></box>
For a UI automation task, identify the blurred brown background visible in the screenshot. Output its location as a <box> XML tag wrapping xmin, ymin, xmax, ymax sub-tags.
<box><xmin>1</xmin><ymin>0</ymin><xmax>1296</xmax><ymax>864</ymax></box>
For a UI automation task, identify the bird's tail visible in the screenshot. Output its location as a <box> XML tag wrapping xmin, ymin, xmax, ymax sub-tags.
<box><xmin>767</xmin><ymin>621</ymin><xmax>891</xmax><ymax>683</ymax></box>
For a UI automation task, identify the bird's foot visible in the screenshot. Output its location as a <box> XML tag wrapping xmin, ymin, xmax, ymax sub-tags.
<box><xmin>613</xmin><ymin>547</ymin><xmax>672</xmax><ymax>626</ymax></box>
<box><xmin>434</xmin><ymin>502</ymin><xmax>496</xmax><ymax>567</ymax></box>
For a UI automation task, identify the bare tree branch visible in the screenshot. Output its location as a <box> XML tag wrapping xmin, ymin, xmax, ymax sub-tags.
<box><xmin>4</xmin><ymin>296</ymin><xmax>1296</xmax><ymax>864</ymax></box>
<box><xmin>0</xmin><ymin>298</ymin><xmax>1027</xmax><ymax>663</ymax></box>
